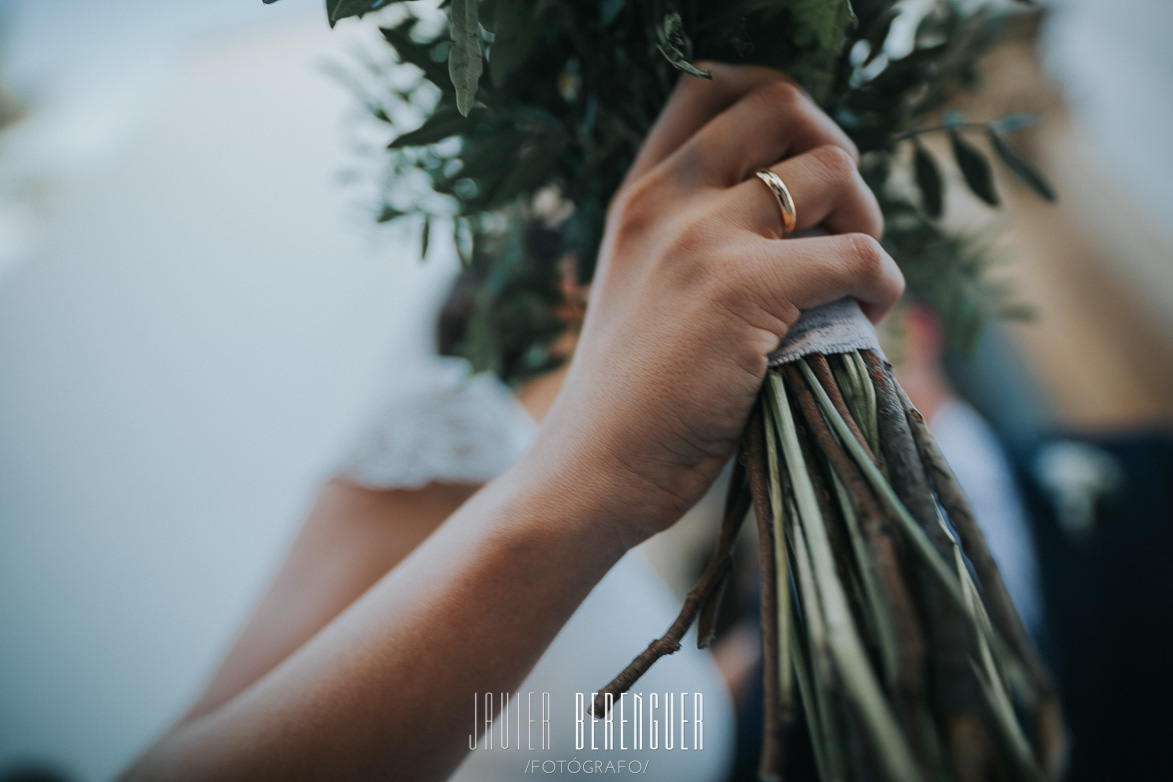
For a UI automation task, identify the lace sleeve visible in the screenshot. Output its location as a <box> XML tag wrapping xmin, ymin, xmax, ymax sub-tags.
<box><xmin>334</xmin><ymin>356</ymin><xmax>539</xmax><ymax>490</ymax></box>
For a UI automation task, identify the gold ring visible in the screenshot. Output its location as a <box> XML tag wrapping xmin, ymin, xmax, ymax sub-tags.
<box><xmin>754</xmin><ymin>169</ymin><xmax>797</xmax><ymax>238</ymax></box>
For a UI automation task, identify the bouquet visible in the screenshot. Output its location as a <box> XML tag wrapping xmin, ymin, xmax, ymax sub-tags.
<box><xmin>266</xmin><ymin>1</ymin><xmax>1065</xmax><ymax>778</ymax></box>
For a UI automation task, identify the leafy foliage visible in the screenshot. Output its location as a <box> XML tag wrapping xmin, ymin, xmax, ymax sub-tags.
<box><xmin>267</xmin><ymin>0</ymin><xmax>1055</xmax><ymax>379</ymax></box>
<box><xmin>989</xmin><ymin>128</ymin><xmax>1056</xmax><ymax>202</ymax></box>
<box><xmin>447</xmin><ymin>0</ymin><xmax>482</xmax><ymax>115</ymax></box>
<box><xmin>656</xmin><ymin>11</ymin><xmax>712</xmax><ymax>79</ymax></box>
<box><xmin>951</xmin><ymin>129</ymin><xmax>999</xmax><ymax>206</ymax></box>
<box><xmin>912</xmin><ymin>139</ymin><xmax>943</xmax><ymax>219</ymax></box>
<box><xmin>277</xmin><ymin>0</ymin><xmax>397</xmax><ymax>28</ymax></box>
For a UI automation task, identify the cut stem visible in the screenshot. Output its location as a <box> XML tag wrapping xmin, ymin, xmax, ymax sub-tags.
<box><xmin>770</xmin><ymin>370</ymin><xmax>924</xmax><ymax>782</ymax></box>
<box><xmin>590</xmin><ymin>446</ymin><xmax>750</xmax><ymax>717</ymax></box>
<box><xmin>746</xmin><ymin>406</ymin><xmax>786</xmax><ymax>780</ymax></box>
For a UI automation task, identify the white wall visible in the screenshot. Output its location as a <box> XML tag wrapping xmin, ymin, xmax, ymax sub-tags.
<box><xmin>1042</xmin><ymin>0</ymin><xmax>1173</xmax><ymax>247</ymax></box>
<box><xmin>0</xmin><ymin>3</ymin><xmax>456</xmax><ymax>779</ymax></box>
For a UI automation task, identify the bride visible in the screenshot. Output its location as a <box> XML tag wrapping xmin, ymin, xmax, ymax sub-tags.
<box><xmin>123</xmin><ymin>63</ymin><xmax>902</xmax><ymax>781</ymax></box>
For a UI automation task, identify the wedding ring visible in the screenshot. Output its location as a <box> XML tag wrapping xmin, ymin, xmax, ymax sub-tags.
<box><xmin>754</xmin><ymin>169</ymin><xmax>798</xmax><ymax>238</ymax></box>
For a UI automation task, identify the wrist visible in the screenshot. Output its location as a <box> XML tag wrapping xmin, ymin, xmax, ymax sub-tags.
<box><xmin>507</xmin><ymin>410</ymin><xmax>696</xmax><ymax>555</ymax></box>
<box><xmin>496</xmin><ymin>432</ymin><xmax>647</xmax><ymax>560</ymax></box>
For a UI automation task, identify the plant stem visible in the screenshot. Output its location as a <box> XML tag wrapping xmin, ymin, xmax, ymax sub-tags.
<box><xmin>793</xmin><ymin>357</ymin><xmax>936</xmax><ymax>766</ymax></box>
<box><xmin>762</xmin><ymin>390</ymin><xmax>795</xmax><ymax>718</ymax></box>
<box><xmin>772</xmin><ymin>368</ymin><xmax>923</xmax><ymax>782</ymax></box>
<box><xmin>746</xmin><ymin>403</ymin><xmax>786</xmax><ymax>781</ymax></box>
<box><xmin>860</xmin><ymin>351</ymin><xmax>998</xmax><ymax>781</ymax></box>
<box><xmin>697</xmin><ymin>457</ymin><xmax>751</xmax><ymax>648</ymax></box>
<box><xmin>590</xmin><ymin>441</ymin><xmax>750</xmax><ymax>717</ymax></box>
<box><xmin>892</xmin><ymin>121</ymin><xmax>999</xmax><ymax>143</ymax></box>
<box><xmin>892</xmin><ymin>377</ymin><xmax>1066</xmax><ymax>778</ymax></box>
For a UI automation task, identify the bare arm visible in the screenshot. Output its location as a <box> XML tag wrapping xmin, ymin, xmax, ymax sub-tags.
<box><xmin>179</xmin><ymin>363</ymin><xmax>573</xmax><ymax>722</ymax></box>
<box><xmin>126</xmin><ymin>459</ymin><xmax>625</xmax><ymax>781</ymax></box>
<box><xmin>180</xmin><ymin>355</ymin><xmax>575</xmax><ymax>724</ymax></box>
<box><xmin>124</xmin><ymin>64</ymin><xmax>902</xmax><ymax>781</ymax></box>
<box><xmin>181</xmin><ymin>479</ymin><xmax>476</xmax><ymax>723</ymax></box>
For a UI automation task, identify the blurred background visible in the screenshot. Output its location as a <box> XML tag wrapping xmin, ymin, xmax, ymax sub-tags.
<box><xmin>0</xmin><ymin>0</ymin><xmax>1170</xmax><ymax>780</ymax></box>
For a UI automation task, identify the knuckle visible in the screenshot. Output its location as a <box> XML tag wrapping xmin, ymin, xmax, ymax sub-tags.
<box><xmin>811</xmin><ymin>144</ymin><xmax>858</xmax><ymax>179</ymax></box>
<box><xmin>665</xmin><ymin>219</ymin><xmax>718</xmax><ymax>267</ymax></box>
<box><xmin>846</xmin><ymin>233</ymin><xmax>885</xmax><ymax>275</ymax></box>
<box><xmin>608</xmin><ymin>174</ymin><xmax>667</xmax><ymax>237</ymax></box>
<box><xmin>758</xmin><ymin>79</ymin><xmax>804</xmax><ymax>109</ymax></box>
<box><xmin>844</xmin><ymin>233</ymin><xmax>904</xmax><ymax>298</ymax></box>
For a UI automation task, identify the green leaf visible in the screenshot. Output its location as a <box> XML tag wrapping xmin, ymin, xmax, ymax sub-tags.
<box><xmin>655</xmin><ymin>11</ymin><xmax>712</xmax><ymax>79</ymax></box>
<box><xmin>377</xmin><ymin>205</ymin><xmax>406</xmax><ymax>223</ymax></box>
<box><xmin>326</xmin><ymin>0</ymin><xmax>390</xmax><ymax>29</ymax></box>
<box><xmin>988</xmin><ymin>130</ymin><xmax>1056</xmax><ymax>202</ymax></box>
<box><xmin>448</xmin><ymin>0</ymin><xmax>483</xmax><ymax>116</ymax></box>
<box><xmin>381</xmin><ymin>20</ymin><xmax>450</xmax><ymax>88</ymax></box>
<box><xmin>950</xmin><ymin>130</ymin><xmax>999</xmax><ymax>206</ymax></box>
<box><xmin>790</xmin><ymin>0</ymin><xmax>857</xmax><ymax>54</ymax></box>
<box><xmin>387</xmin><ymin>108</ymin><xmax>471</xmax><ymax>149</ymax></box>
<box><xmin>913</xmin><ymin>140</ymin><xmax>943</xmax><ymax>219</ymax></box>
<box><xmin>453</xmin><ymin>217</ymin><xmax>474</xmax><ymax>268</ymax></box>
<box><xmin>420</xmin><ymin>217</ymin><xmax>431</xmax><ymax>260</ymax></box>
<box><xmin>785</xmin><ymin>0</ymin><xmax>856</xmax><ymax>97</ymax></box>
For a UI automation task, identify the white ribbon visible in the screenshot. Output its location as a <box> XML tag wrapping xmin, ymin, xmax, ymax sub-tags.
<box><xmin>768</xmin><ymin>297</ymin><xmax>884</xmax><ymax>366</ymax></box>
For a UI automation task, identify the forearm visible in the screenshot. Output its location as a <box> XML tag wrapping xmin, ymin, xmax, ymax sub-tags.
<box><xmin>125</xmin><ymin>458</ymin><xmax>626</xmax><ymax>782</ymax></box>
<box><xmin>181</xmin><ymin>479</ymin><xmax>476</xmax><ymax>724</ymax></box>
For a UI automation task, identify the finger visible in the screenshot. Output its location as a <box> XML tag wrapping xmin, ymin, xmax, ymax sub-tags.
<box><xmin>725</xmin><ymin>145</ymin><xmax>883</xmax><ymax>239</ymax></box>
<box><xmin>625</xmin><ymin>64</ymin><xmax>795</xmax><ymax>185</ymax></box>
<box><xmin>672</xmin><ymin>80</ymin><xmax>859</xmax><ymax>188</ymax></box>
<box><xmin>742</xmin><ymin>233</ymin><xmax>905</xmax><ymax>325</ymax></box>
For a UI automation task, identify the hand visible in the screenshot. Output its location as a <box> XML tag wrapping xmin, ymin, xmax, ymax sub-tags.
<box><xmin>521</xmin><ymin>64</ymin><xmax>904</xmax><ymax>547</ymax></box>
<box><xmin>122</xmin><ymin>62</ymin><xmax>908</xmax><ymax>782</ymax></box>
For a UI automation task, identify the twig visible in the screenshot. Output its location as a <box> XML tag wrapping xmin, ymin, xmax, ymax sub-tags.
<box><xmin>809</xmin><ymin>355</ymin><xmax>879</xmax><ymax>467</ymax></box>
<box><xmin>891</xmin><ymin>119</ymin><xmax>1033</xmax><ymax>143</ymax></box>
<box><xmin>771</xmin><ymin>368</ymin><xmax>923</xmax><ymax>782</ymax></box>
<box><xmin>806</xmin><ymin>356</ymin><xmax>922</xmax><ymax>683</ymax></box>
<box><xmin>697</xmin><ymin>457</ymin><xmax>751</xmax><ymax>648</ymax></box>
<box><xmin>787</xmin><ymin>365</ymin><xmax>868</xmax><ymax>635</ymax></box>
<box><xmin>862</xmin><ymin>350</ymin><xmax>998</xmax><ymax>781</ymax></box>
<box><xmin>746</xmin><ymin>403</ymin><xmax>786</xmax><ymax>781</ymax></box>
<box><xmin>787</xmin><ymin>492</ymin><xmax>848</xmax><ymax>782</ymax></box>
<box><xmin>893</xmin><ymin>375</ymin><xmax>1067</xmax><ymax>778</ymax></box>
<box><xmin>762</xmin><ymin>392</ymin><xmax>795</xmax><ymax>718</ymax></box>
<box><xmin>695</xmin><ymin>564</ymin><xmax>732</xmax><ymax>650</ymax></box>
<box><xmin>590</xmin><ymin>440</ymin><xmax>751</xmax><ymax>716</ymax></box>
<box><xmin>792</xmin><ymin>357</ymin><xmax>935</xmax><ymax>770</ymax></box>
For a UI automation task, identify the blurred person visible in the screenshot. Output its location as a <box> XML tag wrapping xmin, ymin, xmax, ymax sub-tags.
<box><xmin>123</xmin><ymin>65</ymin><xmax>904</xmax><ymax>781</ymax></box>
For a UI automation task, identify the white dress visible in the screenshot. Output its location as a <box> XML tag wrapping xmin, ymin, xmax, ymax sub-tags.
<box><xmin>336</xmin><ymin>356</ymin><xmax>737</xmax><ymax>781</ymax></box>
